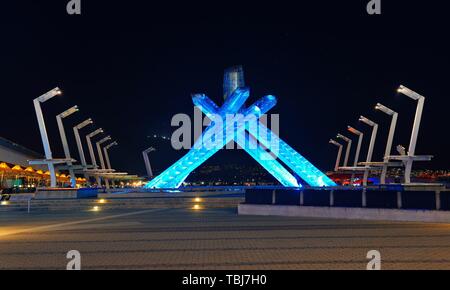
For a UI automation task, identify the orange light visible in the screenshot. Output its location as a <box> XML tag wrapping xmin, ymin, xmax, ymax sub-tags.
<box><xmin>192</xmin><ymin>204</ymin><xmax>202</xmax><ymax>210</ymax></box>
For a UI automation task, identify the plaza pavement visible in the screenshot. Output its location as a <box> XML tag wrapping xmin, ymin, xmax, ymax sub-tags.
<box><xmin>1</xmin><ymin>206</ymin><xmax>450</xmax><ymax>270</ymax></box>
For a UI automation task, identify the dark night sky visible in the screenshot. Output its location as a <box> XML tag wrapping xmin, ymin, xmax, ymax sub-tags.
<box><xmin>1</xmin><ymin>1</ymin><xmax>449</xmax><ymax>176</ymax></box>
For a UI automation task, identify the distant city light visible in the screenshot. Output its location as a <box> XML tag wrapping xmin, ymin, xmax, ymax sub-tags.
<box><xmin>149</xmin><ymin>134</ymin><xmax>170</xmax><ymax>141</ymax></box>
<box><xmin>92</xmin><ymin>206</ymin><xmax>100</xmax><ymax>211</ymax></box>
<box><xmin>1</xmin><ymin>201</ymin><xmax>9</xmax><ymax>206</ymax></box>
<box><xmin>98</xmin><ymin>199</ymin><xmax>106</xmax><ymax>204</ymax></box>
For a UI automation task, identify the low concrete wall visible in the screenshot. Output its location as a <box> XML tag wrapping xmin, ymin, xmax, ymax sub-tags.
<box><xmin>34</xmin><ymin>189</ymin><xmax>78</xmax><ymax>200</ymax></box>
<box><xmin>238</xmin><ymin>203</ymin><xmax>450</xmax><ymax>223</ymax></box>
<box><xmin>98</xmin><ymin>190</ymin><xmax>244</xmax><ymax>199</ymax></box>
<box><xmin>33</xmin><ymin>188</ymin><xmax>99</xmax><ymax>200</ymax></box>
<box><xmin>76</xmin><ymin>188</ymin><xmax>99</xmax><ymax>198</ymax></box>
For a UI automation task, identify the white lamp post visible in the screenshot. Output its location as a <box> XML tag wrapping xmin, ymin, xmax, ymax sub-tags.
<box><xmin>328</xmin><ymin>139</ymin><xmax>343</xmax><ymax>172</ymax></box>
<box><xmin>32</xmin><ymin>87</ymin><xmax>62</xmax><ymax>188</ymax></box>
<box><xmin>86</xmin><ymin>128</ymin><xmax>103</xmax><ymax>186</ymax></box>
<box><xmin>359</xmin><ymin>116</ymin><xmax>378</xmax><ymax>186</ymax></box>
<box><xmin>396</xmin><ymin>85</ymin><xmax>430</xmax><ymax>184</ymax></box>
<box><xmin>104</xmin><ymin>141</ymin><xmax>118</xmax><ymax>187</ymax></box>
<box><xmin>336</xmin><ymin>134</ymin><xmax>352</xmax><ymax>167</ymax></box>
<box><xmin>103</xmin><ymin>141</ymin><xmax>118</xmax><ymax>171</ymax></box>
<box><xmin>347</xmin><ymin>126</ymin><xmax>364</xmax><ymax>166</ymax></box>
<box><xmin>375</xmin><ymin>103</ymin><xmax>398</xmax><ymax>184</ymax></box>
<box><xmin>73</xmin><ymin>118</ymin><xmax>93</xmax><ymax>174</ymax></box>
<box><xmin>56</xmin><ymin>105</ymin><xmax>79</xmax><ymax>187</ymax></box>
<box><xmin>96</xmin><ymin>136</ymin><xmax>111</xmax><ymax>189</ymax></box>
<box><xmin>347</xmin><ymin>126</ymin><xmax>364</xmax><ymax>185</ymax></box>
<box><xmin>142</xmin><ymin>147</ymin><xmax>156</xmax><ymax>178</ymax></box>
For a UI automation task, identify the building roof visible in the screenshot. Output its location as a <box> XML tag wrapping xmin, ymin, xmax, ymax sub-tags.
<box><xmin>0</xmin><ymin>136</ymin><xmax>44</xmax><ymax>159</ymax></box>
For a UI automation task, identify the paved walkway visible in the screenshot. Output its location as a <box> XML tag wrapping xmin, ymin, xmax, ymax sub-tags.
<box><xmin>1</xmin><ymin>207</ymin><xmax>450</xmax><ymax>269</ymax></box>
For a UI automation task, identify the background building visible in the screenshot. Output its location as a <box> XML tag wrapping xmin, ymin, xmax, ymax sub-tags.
<box><xmin>0</xmin><ymin>136</ymin><xmax>45</xmax><ymax>170</ymax></box>
<box><xmin>0</xmin><ymin>136</ymin><xmax>83</xmax><ymax>189</ymax></box>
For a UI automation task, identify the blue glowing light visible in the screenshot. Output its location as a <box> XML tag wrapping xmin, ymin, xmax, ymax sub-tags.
<box><xmin>144</xmin><ymin>86</ymin><xmax>336</xmax><ymax>189</ymax></box>
<box><xmin>196</xmin><ymin>95</ymin><xmax>335</xmax><ymax>187</ymax></box>
<box><xmin>146</xmin><ymin>88</ymin><xmax>298</xmax><ymax>188</ymax></box>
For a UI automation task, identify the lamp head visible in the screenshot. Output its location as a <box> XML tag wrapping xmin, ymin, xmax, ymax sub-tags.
<box><xmin>98</xmin><ymin>136</ymin><xmax>111</xmax><ymax>145</ymax></box>
<box><xmin>347</xmin><ymin>126</ymin><xmax>362</xmax><ymax>135</ymax></box>
<box><xmin>59</xmin><ymin>105</ymin><xmax>79</xmax><ymax>119</ymax></box>
<box><xmin>329</xmin><ymin>139</ymin><xmax>342</xmax><ymax>147</ymax></box>
<box><xmin>105</xmin><ymin>141</ymin><xmax>118</xmax><ymax>150</ymax></box>
<box><xmin>359</xmin><ymin>116</ymin><xmax>376</xmax><ymax>127</ymax></box>
<box><xmin>336</xmin><ymin>134</ymin><xmax>351</xmax><ymax>143</ymax></box>
<box><xmin>397</xmin><ymin>85</ymin><xmax>423</xmax><ymax>100</ymax></box>
<box><xmin>36</xmin><ymin>87</ymin><xmax>63</xmax><ymax>103</ymax></box>
<box><xmin>88</xmin><ymin>128</ymin><xmax>103</xmax><ymax>138</ymax></box>
<box><xmin>144</xmin><ymin>147</ymin><xmax>156</xmax><ymax>153</ymax></box>
<box><xmin>375</xmin><ymin>103</ymin><xmax>395</xmax><ymax>115</ymax></box>
<box><xmin>76</xmin><ymin>118</ymin><xmax>93</xmax><ymax>129</ymax></box>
